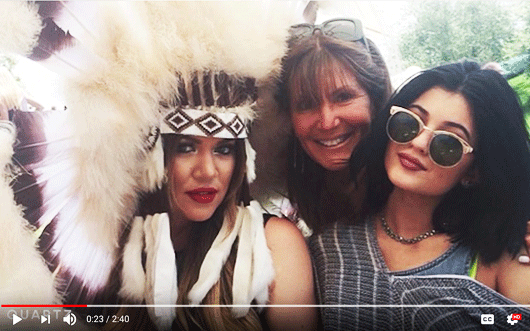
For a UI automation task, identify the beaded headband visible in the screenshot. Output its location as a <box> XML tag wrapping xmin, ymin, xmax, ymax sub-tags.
<box><xmin>161</xmin><ymin>107</ymin><xmax>249</xmax><ymax>139</ymax></box>
<box><xmin>160</xmin><ymin>70</ymin><xmax>257</xmax><ymax>139</ymax></box>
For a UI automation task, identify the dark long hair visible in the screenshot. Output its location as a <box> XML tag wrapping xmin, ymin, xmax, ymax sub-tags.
<box><xmin>277</xmin><ymin>33</ymin><xmax>392</xmax><ymax>232</ymax></box>
<box><xmin>359</xmin><ymin>60</ymin><xmax>530</xmax><ymax>263</ymax></box>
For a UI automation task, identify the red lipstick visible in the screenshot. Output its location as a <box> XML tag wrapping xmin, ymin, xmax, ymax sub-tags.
<box><xmin>186</xmin><ymin>187</ymin><xmax>218</xmax><ymax>203</ymax></box>
<box><xmin>398</xmin><ymin>153</ymin><xmax>426</xmax><ymax>171</ymax></box>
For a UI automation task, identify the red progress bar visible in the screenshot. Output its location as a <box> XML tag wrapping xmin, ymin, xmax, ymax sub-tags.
<box><xmin>2</xmin><ymin>305</ymin><xmax>87</xmax><ymax>308</ymax></box>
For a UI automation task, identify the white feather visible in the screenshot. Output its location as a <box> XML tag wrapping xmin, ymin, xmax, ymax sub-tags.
<box><xmin>188</xmin><ymin>211</ymin><xmax>243</xmax><ymax>304</ymax></box>
<box><xmin>138</xmin><ymin>138</ymin><xmax>165</xmax><ymax>192</ymax></box>
<box><xmin>143</xmin><ymin>214</ymin><xmax>157</xmax><ymax>305</ymax></box>
<box><xmin>0</xmin><ymin>67</ymin><xmax>25</xmax><ymax>110</ymax></box>
<box><xmin>0</xmin><ymin>2</ymin><xmax>42</xmax><ymax>55</ymax></box>
<box><xmin>119</xmin><ymin>217</ymin><xmax>146</xmax><ymax>302</ymax></box>
<box><xmin>145</xmin><ymin>213</ymin><xmax>177</xmax><ymax>331</ymax></box>
<box><xmin>248</xmin><ymin>201</ymin><xmax>275</xmax><ymax>305</ymax></box>
<box><xmin>0</xmin><ymin>127</ymin><xmax>59</xmax><ymax>304</ymax></box>
<box><xmin>245</xmin><ymin>139</ymin><xmax>257</xmax><ymax>184</ymax></box>
<box><xmin>231</xmin><ymin>205</ymin><xmax>255</xmax><ymax>317</ymax></box>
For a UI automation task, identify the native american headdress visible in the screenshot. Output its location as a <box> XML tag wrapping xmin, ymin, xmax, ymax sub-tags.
<box><xmin>0</xmin><ymin>1</ymin><xmax>306</xmax><ymax>309</ymax></box>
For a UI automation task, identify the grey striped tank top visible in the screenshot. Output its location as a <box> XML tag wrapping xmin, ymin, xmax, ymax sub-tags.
<box><xmin>309</xmin><ymin>220</ymin><xmax>530</xmax><ymax>330</ymax></box>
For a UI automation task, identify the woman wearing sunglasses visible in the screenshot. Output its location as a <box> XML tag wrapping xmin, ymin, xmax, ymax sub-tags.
<box><xmin>252</xmin><ymin>18</ymin><xmax>392</xmax><ymax>234</ymax></box>
<box><xmin>310</xmin><ymin>60</ymin><xmax>530</xmax><ymax>329</ymax></box>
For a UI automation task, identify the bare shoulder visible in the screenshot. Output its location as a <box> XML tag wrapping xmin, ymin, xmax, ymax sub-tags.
<box><xmin>496</xmin><ymin>249</ymin><xmax>530</xmax><ymax>304</ymax></box>
<box><xmin>263</xmin><ymin>217</ymin><xmax>313</xmax><ymax>297</ymax></box>
<box><xmin>264</xmin><ymin>216</ymin><xmax>312</xmax><ymax>271</ymax></box>
<box><xmin>263</xmin><ymin>216</ymin><xmax>317</xmax><ymax>330</ymax></box>
<box><xmin>264</xmin><ymin>216</ymin><xmax>306</xmax><ymax>245</ymax></box>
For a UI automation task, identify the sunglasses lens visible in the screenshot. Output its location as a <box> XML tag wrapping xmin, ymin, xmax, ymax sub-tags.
<box><xmin>429</xmin><ymin>134</ymin><xmax>463</xmax><ymax>167</ymax></box>
<box><xmin>322</xmin><ymin>20</ymin><xmax>360</xmax><ymax>41</ymax></box>
<box><xmin>289</xmin><ymin>25</ymin><xmax>313</xmax><ymax>39</ymax></box>
<box><xmin>387</xmin><ymin>112</ymin><xmax>420</xmax><ymax>143</ymax></box>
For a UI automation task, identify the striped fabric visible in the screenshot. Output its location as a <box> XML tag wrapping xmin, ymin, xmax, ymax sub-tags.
<box><xmin>309</xmin><ymin>221</ymin><xmax>530</xmax><ymax>330</ymax></box>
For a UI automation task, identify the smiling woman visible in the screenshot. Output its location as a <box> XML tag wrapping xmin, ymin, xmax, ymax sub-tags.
<box><xmin>265</xmin><ymin>20</ymin><xmax>392</xmax><ymax>233</ymax></box>
<box><xmin>289</xmin><ymin>59</ymin><xmax>372</xmax><ymax>171</ymax></box>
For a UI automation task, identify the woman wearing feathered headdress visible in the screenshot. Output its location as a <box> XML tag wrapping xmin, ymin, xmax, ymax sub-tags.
<box><xmin>0</xmin><ymin>2</ymin><xmax>316</xmax><ymax>330</ymax></box>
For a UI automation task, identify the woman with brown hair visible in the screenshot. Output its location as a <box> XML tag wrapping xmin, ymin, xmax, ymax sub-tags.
<box><xmin>252</xmin><ymin>18</ymin><xmax>392</xmax><ymax>233</ymax></box>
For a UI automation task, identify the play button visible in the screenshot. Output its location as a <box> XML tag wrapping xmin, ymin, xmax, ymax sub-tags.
<box><xmin>12</xmin><ymin>314</ymin><xmax>22</xmax><ymax>325</ymax></box>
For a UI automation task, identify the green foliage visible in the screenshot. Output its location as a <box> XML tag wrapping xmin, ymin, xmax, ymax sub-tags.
<box><xmin>503</xmin><ymin>2</ymin><xmax>530</xmax><ymax>58</ymax></box>
<box><xmin>399</xmin><ymin>1</ymin><xmax>521</xmax><ymax>68</ymax></box>
<box><xmin>509</xmin><ymin>72</ymin><xmax>530</xmax><ymax>124</ymax></box>
<box><xmin>398</xmin><ymin>1</ymin><xmax>530</xmax><ymax>129</ymax></box>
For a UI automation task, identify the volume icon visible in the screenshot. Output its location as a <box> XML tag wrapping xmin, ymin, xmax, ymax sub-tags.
<box><xmin>63</xmin><ymin>312</ymin><xmax>77</xmax><ymax>326</ymax></box>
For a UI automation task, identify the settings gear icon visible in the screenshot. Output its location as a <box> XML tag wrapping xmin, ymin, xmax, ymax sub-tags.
<box><xmin>507</xmin><ymin>314</ymin><xmax>519</xmax><ymax>325</ymax></box>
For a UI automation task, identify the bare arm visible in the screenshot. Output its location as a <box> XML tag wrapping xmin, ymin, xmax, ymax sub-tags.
<box><xmin>264</xmin><ymin>217</ymin><xmax>317</xmax><ymax>331</ymax></box>
<box><xmin>496</xmin><ymin>248</ymin><xmax>530</xmax><ymax>304</ymax></box>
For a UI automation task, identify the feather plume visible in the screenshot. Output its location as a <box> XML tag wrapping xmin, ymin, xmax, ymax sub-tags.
<box><xmin>0</xmin><ymin>2</ymin><xmax>42</xmax><ymax>55</ymax></box>
<box><xmin>144</xmin><ymin>213</ymin><xmax>177</xmax><ymax>331</ymax></box>
<box><xmin>188</xmin><ymin>211</ymin><xmax>243</xmax><ymax>304</ymax></box>
<box><xmin>248</xmin><ymin>201</ymin><xmax>275</xmax><ymax>305</ymax></box>
<box><xmin>245</xmin><ymin>139</ymin><xmax>257</xmax><ymax>183</ymax></box>
<box><xmin>0</xmin><ymin>126</ymin><xmax>59</xmax><ymax>304</ymax></box>
<box><xmin>119</xmin><ymin>217</ymin><xmax>146</xmax><ymax>302</ymax></box>
<box><xmin>232</xmin><ymin>205</ymin><xmax>255</xmax><ymax>317</ymax></box>
<box><xmin>231</xmin><ymin>201</ymin><xmax>275</xmax><ymax>317</ymax></box>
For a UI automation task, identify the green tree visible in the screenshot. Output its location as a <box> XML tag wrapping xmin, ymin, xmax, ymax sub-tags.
<box><xmin>400</xmin><ymin>1</ymin><xmax>516</xmax><ymax>68</ymax></box>
<box><xmin>503</xmin><ymin>1</ymin><xmax>530</xmax><ymax>58</ymax></box>
<box><xmin>505</xmin><ymin>2</ymin><xmax>530</xmax><ymax>121</ymax></box>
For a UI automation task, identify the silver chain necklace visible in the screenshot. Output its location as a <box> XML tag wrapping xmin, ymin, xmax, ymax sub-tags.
<box><xmin>381</xmin><ymin>216</ymin><xmax>437</xmax><ymax>244</ymax></box>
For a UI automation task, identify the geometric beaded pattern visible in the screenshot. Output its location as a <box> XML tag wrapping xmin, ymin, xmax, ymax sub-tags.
<box><xmin>162</xmin><ymin>107</ymin><xmax>248</xmax><ymax>139</ymax></box>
